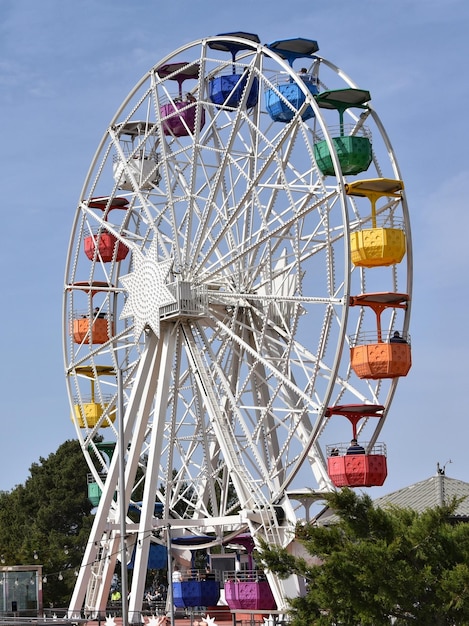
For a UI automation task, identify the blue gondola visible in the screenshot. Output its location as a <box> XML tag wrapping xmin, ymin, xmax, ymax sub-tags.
<box><xmin>208</xmin><ymin>32</ymin><xmax>260</xmax><ymax>109</ymax></box>
<box><xmin>172</xmin><ymin>578</ymin><xmax>220</xmax><ymax>609</ymax></box>
<box><xmin>264</xmin><ymin>38</ymin><xmax>319</xmax><ymax>122</ymax></box>
<box><xmin>127</xmin><ymin>544</ymin><xmax>167</xmax><ymax>570</ymax></box>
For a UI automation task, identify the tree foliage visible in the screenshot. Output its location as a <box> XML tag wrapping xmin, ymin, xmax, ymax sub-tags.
<box><xmin>257</xmin><ymin>488</ymin><xmax>469</xmax><ymax>625</ymax></box>
<box><xmin>0</xmin><ymin>439</ymin><xmax>94</xmax><ymax>607</ymax></box>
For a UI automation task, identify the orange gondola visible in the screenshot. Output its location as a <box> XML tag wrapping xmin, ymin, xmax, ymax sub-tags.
<box><xmin>350</xmin><ymin>292</ymin><xmax>411</xmax><ymax>379</ymax></box>
<box><xmin>69</xmin><ymin>282</ymin><xmax>115</xmax><ymax>345</ymax></box>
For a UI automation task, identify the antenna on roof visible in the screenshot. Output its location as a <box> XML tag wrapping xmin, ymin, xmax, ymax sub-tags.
<box><xmin>437</xmin><ymin>460</ymin><xmax>452</xmax><ymax>475</ymax></box>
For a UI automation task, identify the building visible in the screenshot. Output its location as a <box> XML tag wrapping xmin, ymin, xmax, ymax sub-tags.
<box><xmin>374</xmin><ymin>464</ymin><xmax>469</xmax><ymax>521</ymax></box>
<box><xmin>314</xmin><ymin>464</ymin><xmax>469</xmax><ymax>526</ymax></box>
<box><xmin>0</xmin><ymin>565</ymin><xmax>43</xmax><ymax>616</ymax></box>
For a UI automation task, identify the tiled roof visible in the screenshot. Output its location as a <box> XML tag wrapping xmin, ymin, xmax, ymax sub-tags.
<box><xmin>314</xmin><ymin>472</ymin><xmax>469</xmax><ymax>526</ymax></box>
<box><xmin>374</xmin><ymin>472</ymin><xmax>469</xmax><ymax>517</ymax></box>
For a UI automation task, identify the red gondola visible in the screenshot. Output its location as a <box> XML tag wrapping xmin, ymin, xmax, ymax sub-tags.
<box><xmin>326</xmin><ymin>404</ymin><xmax>387</xmax><ymax>487</ymax></box>
<box><xmin>83</xmin><ymin>197</ymin><xmax>130</xmax><ymax>263</ymax></box>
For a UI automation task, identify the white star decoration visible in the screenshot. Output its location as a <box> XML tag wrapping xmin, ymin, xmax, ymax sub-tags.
<box><xmin>120</xmin><ymin>240</ymin><xmax>175</xmax><ymax>340</ymax></box>
<box><xmin>105</xmin><ymin>615</ymin><xmax>117</xmax><ymax>626</ymax></box>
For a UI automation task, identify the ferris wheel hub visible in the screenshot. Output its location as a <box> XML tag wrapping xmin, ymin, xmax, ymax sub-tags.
<box><xmin>120</xmin><ymin>246</ymin><xmax>175</xmax><ymax>339</ymax></box>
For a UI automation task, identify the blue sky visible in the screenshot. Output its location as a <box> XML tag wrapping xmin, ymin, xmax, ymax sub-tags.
<box><xmin>1</xmin><ymin>0</ymin><xmax>468</xmax><ymax>498</ymax></box>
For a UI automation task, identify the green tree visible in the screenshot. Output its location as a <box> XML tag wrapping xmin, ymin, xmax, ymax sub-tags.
<box><xmin>0</xmin><ymin>439</ymin><xmax>94</xmax><ymax>608</ymax></box>
<box><xmin>257</xmin><ymin>488</ymin><xmax>469</xmax><ymax>625</ymax></box>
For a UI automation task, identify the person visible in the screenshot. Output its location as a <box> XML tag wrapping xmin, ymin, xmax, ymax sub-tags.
<box><xmin>298</xmin><ymin>67</ymin><xmax>311</xmax><ymax>81</ymax></box>
<box><xmin>390</xmin><ymin>330</ymin><xmax>407</xmax><ymax>343</ymax></box>
<box><xmin>93</xmin><ymin>306</ymin><xmax>105</xmax><ymax>319</ymax></box>
<box><xmin>172</xmin><ymin>565</ymin><xmax>182</xmax><ymax>582</ymax></box>
<box><xmin>330</xmin><ymin>447</ymin><xmax>340</xmax><ymax>457</ymax></box>
<box><xmin>145</xmin><ymin>590</ymin><xmax>154</xmax><ymax>603</ymax></box>
<box><xmin>186</xmin><ymin>92</ymin><xmax>196</xmax><ymax>103</ymax></box>
<box><xmin>346</xmin><ymin>438</ymin><xmax>365</xmax><ymax>455</ymax></box>
<box><xmin>111</xmin><ymin>589</ymin><xmax>121</xmax><ymax>603</ymax></box>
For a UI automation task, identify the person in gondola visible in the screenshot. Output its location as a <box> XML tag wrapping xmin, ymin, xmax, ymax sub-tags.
<box><xmin>298</xmin><ymin>67</ymin><xmax>311</xmax><ymax>81</ymax></box>
<box><xmin>346</xmin><ymin>438</ymin><xmax>365</xmax><ymax>455</ymax></box>
<box><xmin>390</xmin><ymin>330</ymin><xmax>407</xmax><ymax>343</ymax></box>
<box><xmin>203</xmin><ymin>566</ymin><xmax>215</xmax><ymax>580</ymax></box>
<box><xmin>172</xmin><ymin>565</ymin><xmax>182</xmax><ymax>582</ymax></box>
<box><xmin>330</xmin><ymin>447</ymin><xmax>340</xmax><ymax>457</ymax></box>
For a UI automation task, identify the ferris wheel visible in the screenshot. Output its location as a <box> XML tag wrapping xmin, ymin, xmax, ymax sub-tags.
<box><xmin>64</xmin><ymin>33</ymin><xmax>412</xmax><ymax>616</ymax></box>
